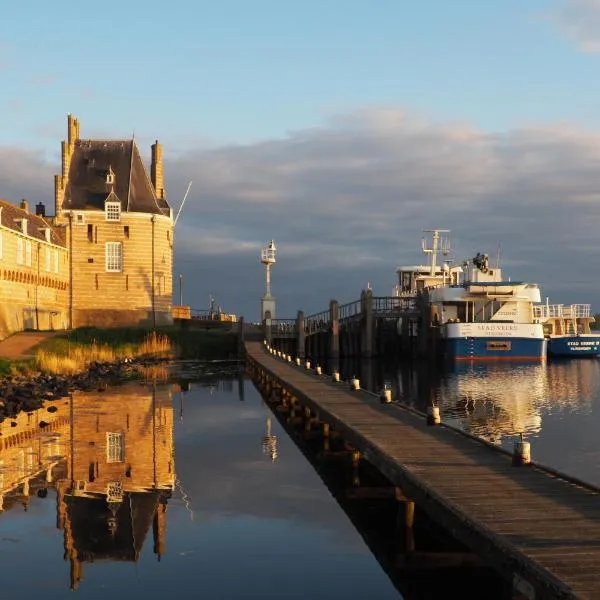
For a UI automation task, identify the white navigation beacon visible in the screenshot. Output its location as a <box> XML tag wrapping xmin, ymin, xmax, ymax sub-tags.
<box><xmin>260</xmin><ymin>240</ymin><xmax>277</xmax><ymax>321</ymax></box>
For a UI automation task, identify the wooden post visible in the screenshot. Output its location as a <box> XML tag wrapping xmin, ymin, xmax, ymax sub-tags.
<box><xmin>360</xmin><ymin>289</ymin><xmax>374</xmax><ymax>358</ymax></box>
<box><xmin>296</xmin><ymin>310</ymin><xmax>306</xmax><ymax>359</ymax></box>
<box><xmin>330</xmin><ymin>299</ymin><xmax>340</xmax><ymax>369</ymax></box>
<box><xmin>237</xmin><ymin>316</ymin><xmax>245</xmax><ymax>357</ymax></box>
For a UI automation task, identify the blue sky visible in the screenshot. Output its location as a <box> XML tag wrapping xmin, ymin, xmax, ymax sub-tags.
<box><xmin>1</xmin><ymin>0</ymin><xmax>598</xmax><ymax>152</ymax></box>
<box><xmin>4</xmin><ymin>0</ymin><xmax>600</xmax><ymax>319</ymax></box>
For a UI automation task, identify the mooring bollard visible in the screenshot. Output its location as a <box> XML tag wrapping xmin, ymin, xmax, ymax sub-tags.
<box><xmin>295</xmin><ymin>357</ymin><xmax>301</xmax><ymax>366</ymax></box>
<box><xmin>380</xmin><ymin>385</ymin><xmax>392</xmax><ymax>403</ymax></box>
<box><xmin>350</xmin><ymin>376</ymin><xmax>360</xmax><ymax>391</ymax></box>
<box><xmin>315</xmin><ymin>365</ymin><xmax>322</xmax><ymax>375</ymax></box>
<box><xmin>513</xmin><ymin>433</ymin><xmax>531</xmax><ymax>466</ymax></box>
<box><xmin>426</xmin><ymin>405</ymin><xmax>441</xmax><ymax>425</ymax></box>
<box><xmin>287</xmin><ymin>354</ymin><xmax>292</xmax><ymax>362</ymax></box>
<box><xmin>305</xmin><ymin>360</ymin><xmax>311</xmax><ymax>369</ymax></box>
<box><xmin>332</xmin><ymin>370</ymin><xmax>340</xmax><ymax>382</ymax></box>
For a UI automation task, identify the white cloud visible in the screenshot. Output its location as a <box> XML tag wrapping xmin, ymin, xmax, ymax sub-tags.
<box><xmin>5</xmin><ymin>108</ymin><xmax>600</xmax><ymax>320</ymax></box>
<box><xmin>550</xmin><ymin>0</ymin><xmax>600</xmax><ymax>52</ymax></box>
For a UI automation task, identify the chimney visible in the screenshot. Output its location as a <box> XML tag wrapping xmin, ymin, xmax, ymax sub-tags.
<box><xmin>20</xmin><ymin>199</ymin><xmax>29</xmax><ymax>213</ymax></box>
<box><xmin>56</xmin><ymin>114</ymin><xmax>80</xmax><ymax>216</ymax></box>
<box><xmin>36</xmin><ymin>202</ymin><xmax>46</xmax><ymax>217</ymax></box>
<box><xmin>151</xmin><ymin>140</ymin><xmax>165</xmax><ymax>200</ymax></box>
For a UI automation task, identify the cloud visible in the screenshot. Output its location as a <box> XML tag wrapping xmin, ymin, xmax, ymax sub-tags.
<box><xmin>549</xmin><ymin>0</ymin><xmax>600</xmax><ymax>52</ymax></box>
<box><xmin>4</xmin><ymin>107</ymin><xmax>600</xmax><ymax>320</ymax></box>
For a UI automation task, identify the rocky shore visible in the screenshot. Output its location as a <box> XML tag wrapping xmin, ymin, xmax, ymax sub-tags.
<box><xmin>0</xmin><ymin>358</ymin><xmax>154</xmax><ymax>422</ymax></box>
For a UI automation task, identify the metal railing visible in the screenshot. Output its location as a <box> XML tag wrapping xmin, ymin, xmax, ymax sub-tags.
<box><xmin>533</xmin><ymin>304</ymin><xmax>592</xmax><ymax>320</ymax></box>
<box><xmin>339</xmin><ymin>299</ymin><xmax>361</xmax><ymax>321</ymax></box>
<box><xmin>305</xmin><ymin>309</ymin><xmax>330</xmax><ymax>334</ymax></box>
<box><xmin>270</xmin><ymin>319</ymin><xmax>297</xmax><ymax>335</ymax></box>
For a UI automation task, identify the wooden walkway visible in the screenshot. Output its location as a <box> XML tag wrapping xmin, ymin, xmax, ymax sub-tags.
<box><xmin>246</xmin><ymin>341</ymin><xmax>600</xmax><ymax>600</ymax></box>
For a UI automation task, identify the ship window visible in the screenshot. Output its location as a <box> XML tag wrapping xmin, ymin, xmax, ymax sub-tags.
<box><xmin>487</xmin><ymin>341</ymin><xmax>511</xmax><ymax>351</ymax></box>
<box><xmin>87</xmin><ymin>224</ymin><xmax>93</xmax><ymax>242</ymax></box>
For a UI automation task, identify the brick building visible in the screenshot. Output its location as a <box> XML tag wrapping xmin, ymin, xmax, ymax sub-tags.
<box><xmin>53</xmin><ymin>114</ymin><xmax>174</xmax><ymax>328</ymax></box>
<box><xmin>0</xmin><ymin>198</ymin><xmax>69</xmax><ymax>338</ymax></box>
<box><xmin>0</xmin><ymin>115</ymin><xmax>174</xmax><ymax>338</ymax></box>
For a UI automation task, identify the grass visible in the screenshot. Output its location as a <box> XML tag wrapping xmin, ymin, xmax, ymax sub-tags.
<box><xmin>0</xmin><ymin>357</ymin><xmax>36</xmax><ymax>378</ymax></box>
<box><xmin>30</xmin><ymin>325</ymin><xmax>240</xmax><ymax>375</ymax></box>
<box><xmin>34</xmin><ymin>329</ymin><xmax>174</xmax><ymax>375</ymax></box>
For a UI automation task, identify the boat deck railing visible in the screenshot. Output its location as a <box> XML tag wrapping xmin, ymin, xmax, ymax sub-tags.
<box><xmin>533</xmin><ymin>303</ymin><xmax>592</xmax><ymax>319</ymax></box>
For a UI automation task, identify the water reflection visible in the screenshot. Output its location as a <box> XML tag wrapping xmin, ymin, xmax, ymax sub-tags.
<box><xmin>58</xmin><ymin>383</ymin><xmax>175</xmax><ymax>590</ymax></box>
<box><xmin>336</xmin><ymin>357</ymin><xmax>600</xmax><ymax>484</ymax></box>
<box><xmin>1</xmin><ymin>375</ymin><xmax>404</xmax><ymax>599</ymax></box>
<box><xmin>0</xmin><ymin>401</ymin><xmax>69</xmax><ymax>512</ymax></box>
<box><xmin>437</xmin><ymin>361</ymin><xmax>600</xmax><ymax>444</ymax></box>
<box><xmin>0</xmin><ymin>382</ymin><xmax>175</xmax><ymax>592</ymax></box>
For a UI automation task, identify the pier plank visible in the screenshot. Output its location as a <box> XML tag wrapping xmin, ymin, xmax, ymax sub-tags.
<box><xmin>247</xmin><ymin>342</ymin><xmax>600</xmax><ymax>599</ymax></box>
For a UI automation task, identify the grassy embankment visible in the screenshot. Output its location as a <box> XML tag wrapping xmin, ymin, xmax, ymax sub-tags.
<box><xmin>25</xmin><ymin>325</ymin><xmax>240</xmax><ymax>376</ymax></box>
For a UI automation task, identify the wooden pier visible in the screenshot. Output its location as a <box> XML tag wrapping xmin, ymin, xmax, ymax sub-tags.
<box><xmin>246</xmin><ymin>341</ymin><xmax>600</xmax><ymax>600</ymax></box>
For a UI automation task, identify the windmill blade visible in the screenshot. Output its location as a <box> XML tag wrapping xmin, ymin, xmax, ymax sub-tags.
<box><xmin>174</xmin><ymin>181</ymin><xmax>193</xmax><ymax>226</ymax></box>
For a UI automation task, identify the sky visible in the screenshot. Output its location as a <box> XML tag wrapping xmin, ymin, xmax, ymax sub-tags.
<box><xmin>2</xmin><ymin>0</ymin><xmax>600</xmax><ymax>320</ymax></box>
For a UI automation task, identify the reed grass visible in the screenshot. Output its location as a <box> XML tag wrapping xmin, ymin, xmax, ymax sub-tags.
<box><xmin>34</xmin><ymin>330</ymin><xmax>174</xmax><ymax>375</ymax></box>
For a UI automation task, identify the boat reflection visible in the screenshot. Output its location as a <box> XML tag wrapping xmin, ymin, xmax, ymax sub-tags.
<box><xmin>437</xmin><ymin>361</ymin><xmax>600</xmax><ymax>444</ymax></box>
<box><xmin>336</xmin><ymin>357</ymin><xmax>600</xmax><ymax>446</ymax></box>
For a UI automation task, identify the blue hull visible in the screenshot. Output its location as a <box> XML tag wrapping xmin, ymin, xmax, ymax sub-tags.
<box><xmin>547</xmin><ymin>335</ymin><xmax>600</xmax><ymax>358</ymax></box>
<box><xmin>444</xmin><ymin>337</ymin><xmax>546</xmax><ymax>361</ymax></box>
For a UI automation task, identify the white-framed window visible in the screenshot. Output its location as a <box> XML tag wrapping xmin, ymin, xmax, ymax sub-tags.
<box><xmin>105</xmin><ymin>201</ymin><xmax>121</xmax><ymax>222</ymax></box>
<box><xmin>106</xmin><ymin>432</ymin><xmax>125</xmax><ymax>463</ymax></box>
<box><xmin>45</xmin><ymin>248</ymin><xmax>51</xmax><ymax>272</ymax></box>
<box><xmin>54</xmin><ymin>250</ymin><xmax>59</xmax><ymax>273</ymax></box>
<box><xmin>25</xmin><ymin>240</ymin><xmax>32</xmax><ymax>267</ymax></box>
<box><xmin>16</xmin><ymin>238</ymin><xmax>23</xmax><ymax>265</ymax></box>
<box><xmin>105</xmin><ymin>242</ymin><xmax>122</xmax><ymax>272</ymax></box>
<box><xmin>75</xmin><ymin>213</ymin><xmax>85</xmax><ymax>225</ymax></box>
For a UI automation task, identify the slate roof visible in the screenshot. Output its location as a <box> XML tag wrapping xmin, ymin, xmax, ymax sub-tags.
<box><xmin>0</xmin><ymin>199</ymin><xmax>66</xmax><ymax>247</ymax></box>
<box><xmin>67</xmin><ymin>491</ymin><xmax>159</xmax><ymax>562</ymax></box>
<box><xmin>62</xmin><ymin>140</ymin><xmax>171</xmax><ymax>216</ymax></box>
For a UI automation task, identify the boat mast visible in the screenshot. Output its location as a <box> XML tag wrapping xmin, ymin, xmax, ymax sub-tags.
<box><xmin>422</xmin><ymin>229</ymin><xmax>450</xmax><ymax>276</ymax></box>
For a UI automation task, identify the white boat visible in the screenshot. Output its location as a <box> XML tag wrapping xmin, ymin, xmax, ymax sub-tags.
<box><xmin>394</xmin><ymin>230</ymin><xmax>546</xmax><ymax>361</ymax></box>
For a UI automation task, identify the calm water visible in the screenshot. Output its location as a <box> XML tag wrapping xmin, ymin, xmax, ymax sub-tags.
<box><xmin>3</xmin><ymin>357</ymin><xmax>599</xmax><ymax>599</ymax></box>
<box><xmin>0</xmin><ymin>370</ymin><xmax>402</xmax><ymax>600</ymax></box>
<box><xmin>339</xmin><ymin>357</ymin><xmax>600</xmax><ymax>486</ymax></box>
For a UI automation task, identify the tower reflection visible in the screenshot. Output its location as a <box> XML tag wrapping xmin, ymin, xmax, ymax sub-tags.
<box><xmin>55</xmin><ymin>382</ymin><xmax>175</xmax><ymax>590</ymax></box>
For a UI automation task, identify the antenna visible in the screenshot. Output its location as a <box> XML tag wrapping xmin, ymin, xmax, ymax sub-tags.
<box><xmin>421</xmin><ymin>229</ymin><xmax>450</xmax><ymax>276</ymax></box>
<box><xmin>174</xmin><ymin>181</ymin><xmax>193</xmax><ymax>226</ymax></box>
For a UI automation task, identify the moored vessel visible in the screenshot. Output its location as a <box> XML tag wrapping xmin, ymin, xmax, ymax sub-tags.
<box><xmin>395</xmin><ymin>230</ymin><xmax>546</xmax><ymax>362</ymax></box>
<box><xmin>533</xmin><ymin>303</ymin><xmax>600</xmax><ymax>358</ymax></box>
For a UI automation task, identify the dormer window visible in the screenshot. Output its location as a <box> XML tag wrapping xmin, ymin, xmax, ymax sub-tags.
<box><xmin>14</xmin><ymin>218</ymin><xmax>27</xmax><ymax>235</ymax></box>
<box><xmin>105</xmin><ymin>201</ymin><xmax>121</xmax><ymax>222</ymax></box>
